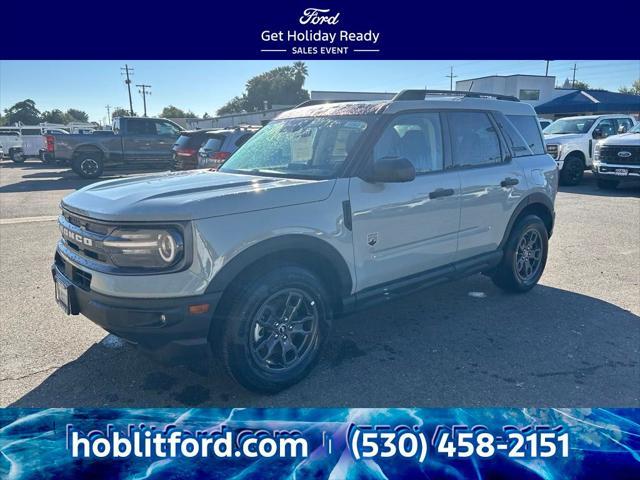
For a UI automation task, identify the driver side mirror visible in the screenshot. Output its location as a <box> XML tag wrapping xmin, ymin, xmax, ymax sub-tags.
<box><xmin>618</xmin><ymin>125</ymin><xmax>628</xmax><ymax>134</ymax></box>
<box><xmin>592</xmin><ymin>128</ymin><xmax>603</xmax><ymax>139</ymax></box>
<box><xmin>365</xmin><ymin>156</ymin><xmax>416</xmax><ymax>183</ymax></box>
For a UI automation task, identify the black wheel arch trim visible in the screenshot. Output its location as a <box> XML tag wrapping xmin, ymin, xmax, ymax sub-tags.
<box><xmin>73</xmin><ymin>144</ymin><xmax>108</xmax><ymax>161</ymax></box>
<box><xmin>499</xmin><ymin>193</ymin><xmax>555</xmax><ymax>250</ymax></box>
<box><xmin>205</xmin><ymin>234</ymin><xmax>353</xmax><ymax>298</ymax></box>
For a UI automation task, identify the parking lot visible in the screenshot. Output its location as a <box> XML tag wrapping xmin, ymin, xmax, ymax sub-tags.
<box><xmin>1</xmin><ymin>158</ymin><xmax>638</xmax><ymax>408</ymax></box>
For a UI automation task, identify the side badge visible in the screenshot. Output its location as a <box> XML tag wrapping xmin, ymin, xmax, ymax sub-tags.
<box><xmin>367</xmin><ymin>233</ymin><xmax>378</xmax><ymax>247</ymax></box>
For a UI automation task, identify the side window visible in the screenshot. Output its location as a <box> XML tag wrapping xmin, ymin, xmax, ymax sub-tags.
<box><xmin>127</xmin><ymin>119</ymin><xmax>156</xmax><ymax>135</ymax></box>
<box><xmin>156</xmin><ymin>121</ymin><xmax>181</xmax><ymax>136</ymax></box>
<box><xmin>373</xmin><ymin>112</ymin><xmax>444</xmax><ymax>174</ymax></box>
<box><xmin>449</xmin><ymin>112</ymin><xmax>502</xmax><ymax>167</ymax></box>
<box><xmin>596</xmin><ymin>119</ymin><xmax>616</xmax><ymax>138</ymax></box>
<box><xmin>615</xmin><ymin>118</ymin><xmax>633</xmax><ymax>133</ymax></box>
<box><xmin>506</xmin><ymin>114</ymin><xmax>545</xmax><ymax>155</ymax></box>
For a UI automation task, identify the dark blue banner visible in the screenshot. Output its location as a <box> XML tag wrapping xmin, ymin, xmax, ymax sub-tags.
<box><xmin>2</xmin><ymin>1</ymin><xmax>640</xmax><ymax>59</ymax></box>
<box><xmin>1</xmin><ymin>408</ymin><xmax>639</xmax><ymax>478</ymax></box>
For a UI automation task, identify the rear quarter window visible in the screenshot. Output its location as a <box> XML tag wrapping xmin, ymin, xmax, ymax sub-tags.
<box><xmin>507</xmin><ymin>115</ymin><xmax>546</xmax><ymax>155</ymax></box>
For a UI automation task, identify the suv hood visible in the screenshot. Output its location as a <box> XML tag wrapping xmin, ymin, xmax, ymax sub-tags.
<box><xmin>62</xmin><ymin>170</ymin><xmax>336</xmax><ymax>222</ymax></box>
<box><xmin>543</xmin><ymin>133</ymin><xmax>586</xmax><ymax>144</ymax></box>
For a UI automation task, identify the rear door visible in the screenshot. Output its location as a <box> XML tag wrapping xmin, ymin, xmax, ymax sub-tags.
<box><xmin>450</xmin><ymin>111</ymin><xmax>528</xmax><ymax>260</ymax></box>
<box><xmin>349</xmin><ymin>111</ymin><xmax>461</xmax><ymax>291</ymax></box>
<box><xmin>122</xmin><ymin>118</ymin><xmax>159</xmax><ymax>165</ymax></box>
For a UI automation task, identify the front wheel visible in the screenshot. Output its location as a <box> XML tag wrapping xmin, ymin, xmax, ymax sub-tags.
<box><xmin>559</xmin><ymin>155</ymin><xmax>584</xmax><ymax>186</ymax></box>
<box><xmin>10</xmin><ymin>149</ymin><xmax>25</xmax><ymax>163</ymax></box>
<box><xmin>492</xmin><ymin>215</ymin><xmax>548</xmax><ymax>293</ymax></box>
<box><xmin>73</xmin><ymin>153</ymin><xmax>104</xmax><ymax>179</ymax></box>
<box><xmin>218</xmin><ymin>265</ymin><xmax>332</xmax><ymax>393</ymax></box>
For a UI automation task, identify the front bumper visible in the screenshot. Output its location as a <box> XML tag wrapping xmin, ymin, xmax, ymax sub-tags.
<box><xmin>51</xmin><ymin>263</ymin><xmax>221</xmax><ymax>366</ymax></box>
<box><xmin>592</xmin><ymin>162</ymin><xmax>640</xmax><ymax>179</ymax></box>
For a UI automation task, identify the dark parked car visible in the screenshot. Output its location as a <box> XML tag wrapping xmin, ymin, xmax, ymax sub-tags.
<box><xmin>171</xmin><ymin>129</ymin><xmax>217</xmax><ymax>170</ymax></box>
<box><xmin>197</xmin><ymin>126</ymin><xmax>259</xmax><ymax>170</ymax></box>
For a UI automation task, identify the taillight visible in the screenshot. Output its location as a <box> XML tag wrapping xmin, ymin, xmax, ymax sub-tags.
<box><xmin>175</xmin><ymin>148</ymin><xmax>197</xmax><ymax>157</ymax></box>
<box><xmin>211</xmin><ymin>151</ymin><xmax>231</xmax><ymax>161</ymax></box>
<box><xmin>46</xmin><ymin>135</ymin><xmax>55</xmax><ymax>153</ymax></box>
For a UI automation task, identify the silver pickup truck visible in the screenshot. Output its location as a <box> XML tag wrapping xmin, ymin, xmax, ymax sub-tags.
<box><xmin>48</xmin><ymin>116</ymin><xmax>183</xmax><ymax>178</ymax></box>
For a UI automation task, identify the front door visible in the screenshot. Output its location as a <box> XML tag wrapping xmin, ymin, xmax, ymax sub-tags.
<box><xmin>349</xmin><ymin>112</ymin><xmax>461</xmax><ymax>291</ymax></box>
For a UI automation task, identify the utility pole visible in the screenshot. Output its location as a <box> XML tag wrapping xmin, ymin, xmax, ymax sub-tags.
<box><xmin>571</xmin><ymin>63</ymin><xmax>578</xmax><ymax>88</ymax></box>
<box><xmin>446</xmin><ymin>66</ymin><xmax>458</xmax><ymax>91</ymax></box>
<box><xmin>105</xmin><ymin>104</ymin><xmax>111</xmax><ymax>123</ymax></box>
<box><xmin>120</xmin><ymin>64</ymin><xmax>135</xmax><ymax>115</ymax></box>
<box><xmin>545</xmin><ymin>60</ymin><xmax>551</xmax><ymax>76</ymax></box>
<box><xmin>136</xmin><ymin>84</ymin><xmax>152</xmax><ymax>117</ymax></box>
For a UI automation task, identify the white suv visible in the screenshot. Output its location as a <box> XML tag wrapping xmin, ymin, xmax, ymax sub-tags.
<box><xmin>52</xmin><ymin>90</ymin><xmax>558</xmax><ymax>392</ymax></box>
<box><xmin>543</xmin><ymin>114</ymin><xmax>636</xmax><ymax>185</ymax></box>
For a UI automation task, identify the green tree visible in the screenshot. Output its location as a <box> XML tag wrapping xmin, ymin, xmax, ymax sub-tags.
<box><xmin>160</xmin><ymin>105</ymin><xmax>197</xmax><ymax>118</ymax></box>
<box><xmin>111</xmin><ymin>107</ymin><xmax>136</xmax><ymax>118</ymax></box>
<box><xmin>3</xmin><ymin>99</ymin><xmax>41</xmax><ymax>125</ymax></box>
<box><xmin>572</xmin><ymin>80</ymin><xmax>590</xmax><ymax>90</ymax></box>
<box><xmin>619</xmin><ymin>79</ymin><xmax>640</xmax><ymax>95</ymax></box>
<box><xmin>42</xmin><ymin>109</ymin><xmax>67</xmax><ymax>123</ymax></box>
<box><xmin>217</xmin><ymin>62</ymin><xmax>310</xmax><ymax>115</ymax></box>
<box><xmin>65</xmin><ymin>108</ymin><xmax>89</xmax><ymax>123</ymax></box>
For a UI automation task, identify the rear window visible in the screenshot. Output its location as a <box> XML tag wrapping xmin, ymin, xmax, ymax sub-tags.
<box><xmin>506</xmin><ymin>115</ymin><xmax>545</xmax><ymax>155</ymax></box>
<box><xmin>175</xmin><ymin>134</ymin><xmax>194</xmax><ymax>147</ymax></box>
<box><xmin>202</xmin><ymin>136</ymin><xmax>224</xmax><ymax>151</ymax></box>
<box><xmin>21</xmin><ymin>128</ymin><xmax>42</xmax><ymax>136</ymax></box>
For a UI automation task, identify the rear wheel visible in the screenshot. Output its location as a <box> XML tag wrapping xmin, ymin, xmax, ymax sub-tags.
<box><xmin>73</xmin><ymin>152</ymin><xmax>104</xmax><ymax>179</ymax></box>
<box><xmin>597</xmin><ymin>178</ymin><xmax>619</xmax><ymax>190</ymax></box>
<box><xmin>10</xmin><ymin>149</ymin><xmax>25</xmax><ymax>163</ymax></box>
<box><xmin>492</xmin><ymin>215</ymin><xmax>548</xmax><ymax>293</ymax></box>
<box><xmin>218</xmin><ymin>265</ymin><xmax>332</xmax><ymax>393</ymax></box>
<box><xmin>559</xmin><ymin>155</ymin><xmax>584</xmax><ymax>186</ymax></box>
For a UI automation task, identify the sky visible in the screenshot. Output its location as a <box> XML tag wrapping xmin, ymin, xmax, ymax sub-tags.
<box><xmin>1</xmin><ymin>60</ymin><xmax>638</xmax><ymax>124</ymax></box>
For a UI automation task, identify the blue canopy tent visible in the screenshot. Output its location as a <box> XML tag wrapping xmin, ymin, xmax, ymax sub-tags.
<box><xmin>535</xmin><ymin>89</ymin><xmax>640</xmax><ymax>117</ymax></box>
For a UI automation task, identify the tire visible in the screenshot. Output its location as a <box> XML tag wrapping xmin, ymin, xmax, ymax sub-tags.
<box><xmin>218</xmin><ymin>264</ymin><xmax>332</xmax><ymax>393</ymax></box>
<box><xmin>10</xmin><ymin>149</ymin><xmax>25</xmax><ymax>163</ymax></box>
<box><xmin>559</xmin><ymin>155</ymin><xmax>584</xmax><ymax>186</ymax></box>
<box><xmin>73</xmin><ymin>152</ymin><xmax>104</xmax><ymax>179</ymax></box>
<box><xmin>492</xmin><ymin>215</ymin><xmax>548</xmax><ymax>293</ymax></box>
<box><xmin>597</xmin><ymin>178</ymin><xmax>619</xmax><ymax>190</ymax></box>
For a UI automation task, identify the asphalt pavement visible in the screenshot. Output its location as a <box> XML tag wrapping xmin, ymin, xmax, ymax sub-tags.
<box><xmin>1</xmin><ymin>158</ymin><xmax>638</xmax><ymax>407</ymax></box>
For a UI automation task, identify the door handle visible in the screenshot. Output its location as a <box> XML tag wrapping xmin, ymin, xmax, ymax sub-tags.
<box><xmin>500</xmin><ymin>177</ymin><xmax>519</xmax><ymax>187</ymax></box>
<box><xmin>429</xmin><ymin>188</ymin><xmax>455</xmax><ymax>199</ymax></box>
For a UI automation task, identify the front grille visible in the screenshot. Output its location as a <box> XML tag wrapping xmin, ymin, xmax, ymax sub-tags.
<box><xmin>599</xmin><ymin>145</ymin><xmax>640</xmax><ymax>165</ymax></box>
<box><xmin>59</xmin><ymin>211</ymin><xmax>111</xmax><ymax>265</ymax></box>
<box><xmin>55</xmin><ymin>251</ymin><xmax>92</xmax><ymax>290</ymax></box>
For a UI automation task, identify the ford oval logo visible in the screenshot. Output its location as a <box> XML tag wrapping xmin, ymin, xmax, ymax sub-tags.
<box><xmin>617</xmin><ymin>151</ymin><xmax>632</xmax><ymax>158</ymax></box>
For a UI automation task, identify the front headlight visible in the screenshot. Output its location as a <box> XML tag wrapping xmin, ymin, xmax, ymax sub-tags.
<box><xmin>103</xmin><ymin>227</ymin><xmax>184</xmax><ymax>269</ymax></box>
<box><xmin>593</xmin><ymin>142</ymin><xmax>602</xmax><ymax>162</ymax></box>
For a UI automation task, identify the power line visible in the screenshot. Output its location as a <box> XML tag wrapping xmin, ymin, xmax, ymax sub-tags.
<box><xmin>136</xmin><ymin>84</ymin><xmax>152</xmax><ymax>117</ymax></box>
<box><xmin>120</xmin><ymin>64</ymin><xmax>135</xmax><ymax>116</ymax></box>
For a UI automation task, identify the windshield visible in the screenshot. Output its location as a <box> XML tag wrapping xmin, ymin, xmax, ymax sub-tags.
<box><xmin>219</xmin><ymin>116</ymin><xmax>370</xmax><ymax>179</ymax></box>
<box><xmin>630</xmin><ymin>123</ymin><xmax>640</xmax><ymax>133</ymax></box>
<box><xmin>544</xmin><ymin>118</ymin><xmax>596</xmax><ymax>135</ymax></box>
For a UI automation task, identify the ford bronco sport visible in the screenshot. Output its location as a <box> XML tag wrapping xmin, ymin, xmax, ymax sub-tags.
<box><xmin>52</xmin><ymin>90</ymin><xmax>557</xmax><ymax>393</ymax></box>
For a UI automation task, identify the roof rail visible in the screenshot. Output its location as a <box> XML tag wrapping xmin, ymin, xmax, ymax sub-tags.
<box><xmin>294</xmin><ymin>99</ymin><xmax>359</xmax><ymax>109</ymax></box>
<box><xmin>393</xmin><ymin>89</ymin><xmax>520</xmax><ymax>102</ymax></box>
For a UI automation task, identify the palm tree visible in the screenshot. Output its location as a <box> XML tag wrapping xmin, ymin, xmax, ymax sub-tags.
<box><xmin>292</xmin><ymin>61</ymin><xmax>309</xmax><ymax>85</ymax></box>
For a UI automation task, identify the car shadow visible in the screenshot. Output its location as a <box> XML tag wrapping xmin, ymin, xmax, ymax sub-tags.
<box><xmin>559</xmin><ymin>171</ymin><xmax>640</xmax><ymax>198</ymax></box>
<box><xmin>10</xmin><ymin>276</ymin><xmax>640</xmax><ymax>408</ymax></box>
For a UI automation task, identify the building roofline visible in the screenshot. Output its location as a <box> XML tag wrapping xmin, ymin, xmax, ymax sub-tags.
<box><xmin>457</xmin><ymin>74</ymin><xmax>556</xmax><ymax>82</ymax></box>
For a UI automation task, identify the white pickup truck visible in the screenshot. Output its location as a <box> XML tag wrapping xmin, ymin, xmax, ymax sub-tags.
<box><xmin>543</xmin><ymin>114</ymin><xmax>636</xmax><ymax>185</ymax></box>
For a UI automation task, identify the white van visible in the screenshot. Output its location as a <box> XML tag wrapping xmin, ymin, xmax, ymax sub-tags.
<box><xmin>0</xmin><ymin>128</ymin><xmax>24</xmax><ymax>162</ymax></box>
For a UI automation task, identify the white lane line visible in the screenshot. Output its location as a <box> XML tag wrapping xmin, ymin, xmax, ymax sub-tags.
<box><xmin>0</xmin><ymin>215</ymin><xmax>59</xmax><ymax>225</ymax></box>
